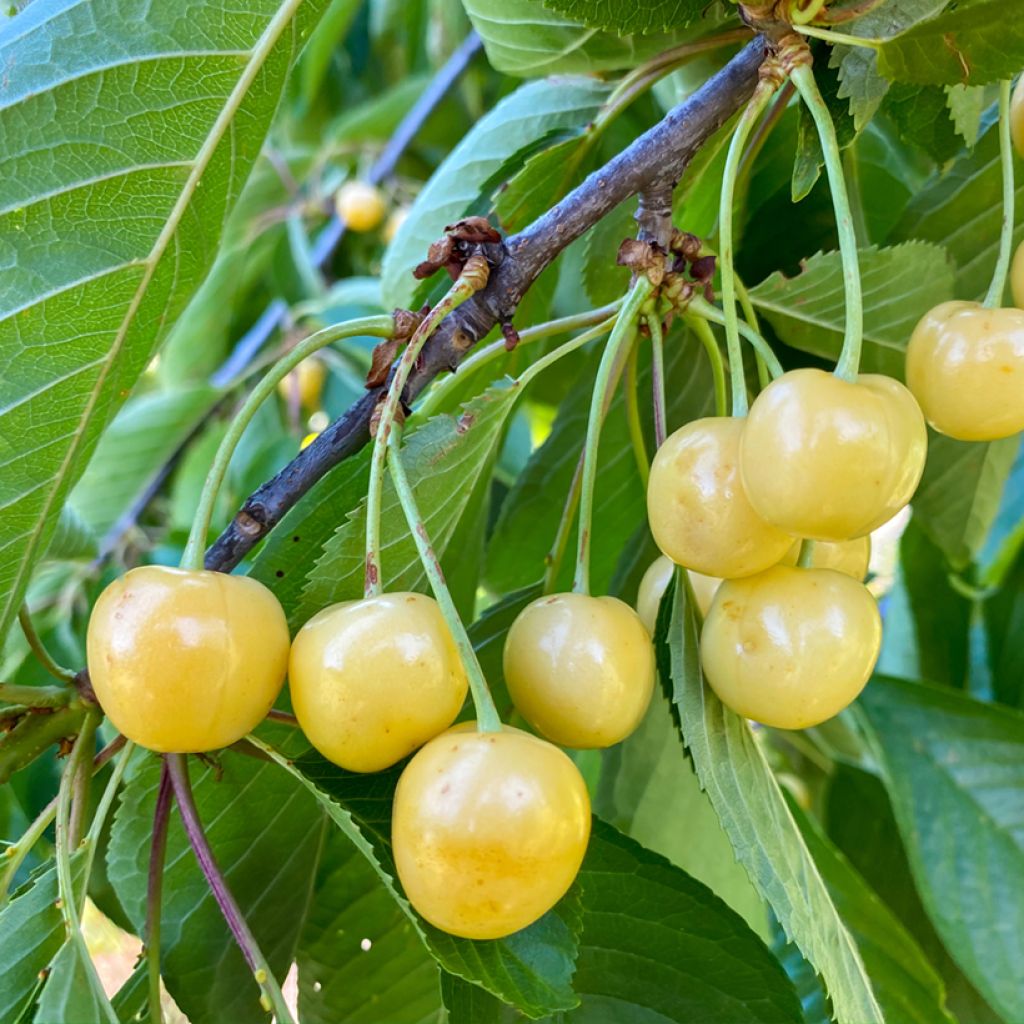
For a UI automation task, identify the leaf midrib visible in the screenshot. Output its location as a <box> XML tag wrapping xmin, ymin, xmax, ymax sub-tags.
<box><xmin>1</xmin><ymin>0</ymin><xmax>304</xmax><ymax>633</ymax></box>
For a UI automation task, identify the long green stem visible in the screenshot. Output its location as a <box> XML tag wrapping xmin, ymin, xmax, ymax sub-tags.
<box><xmin>180</xmin><ymin>315</ymin><xmax>393</xmax><ymax>570</ymax></box>
<box><xmin>18</xmin><ymin>606</ymin><xmax>76</xmax><ymax>684</ymax></box>
<box><xmin>734</xmin><ymin>277</ymin><xmax>771</xmax><ymax>389</ymax></box>
<box><xmin>386</xmin><ymin>428</ymin><xmax>501</xmax><ymax>732</ymax></box>
<box><xmin>623</xmin><ymin>341</ymin><xmax>650</xmax><ymax>487</ymax></box>
<box><xmin>720</xmin><ymin>80</ymin><xmax>777</xmax><ymax>416</ymax></box>
<box><xmin>648</xmin><ymin>312</ymin><xmax>669</xmax><ymax>447</ymax></box>
<box><xmin>685</xmin><ymin>313</ymin><xmax>728</xmax><ymax>417</ymax></box>
<box><xmin>793</xmin><ymin>25</ymin><xmax>881</xmax><ymax>49</ymax></box>
<box><xmin>689</xmin><ymin>295</ymin><xmax>784</xmax><ymax>380</ymax></box>
<box><xmin>574</xmin><ymin>278</ymin><xmax>654</xmax><ymax>595</ymax></box>
<box><xmin>790</xmin><ymin>63</ymin><xmax>864</xmax><ymax>381</ymax></box>
<box><xmin>54</xmin><ymin>714</ymin><xmax>118</xmax><ymax>1023</ymax></box>
<box><xmin>0</xmin><ymin>796</ymin><xmax>56</xmax><ymax>907</ymax></box>
<box><xmin>364</xmin><ymin>266</ymin><xmax>487</xmax><ymax>597</ymax></box>
<box><xmin>0</xmin><ymin>682</ymin><xmax>71</xmax><ymax>708</ymax></box>
<box><xmin>985</xmin><ymin>80</ymin><xmax>1015</xmax><ymax>309</ymax></box>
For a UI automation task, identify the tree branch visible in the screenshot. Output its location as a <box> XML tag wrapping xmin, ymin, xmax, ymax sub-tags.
<box><xmin>202</xmin><ymin>36</ymin><xmax>766</xmax><ymax>571</ymax></box>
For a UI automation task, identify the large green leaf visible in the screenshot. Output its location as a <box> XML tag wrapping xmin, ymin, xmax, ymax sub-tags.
<box><xmin>294</xmin><ymin>380</ymin><xmax>523</xmax><ymax>627</ymax></box>
<box><xmin>381</xmin><ymin>77</ymin><xmax>608</xmax><ymax>307</ymax></box>
<box><xmin>68</xmin><ymin>385</ymin><xmax>218</xmax><ymax>537</ymax></box>
<box><xmin>859</xmin><ymin>677</ymin><xmax>1024</xmax><ymax>1023</ymax></box>
<box><xmin>106</xmin><ymin>751</ymin><xmax>324</xmax><ymax>1024</ymax></box>
<box><xmin>665</xmin><ymin>575</ymin><xmax>883</xmax><ymax>1023</ymax></box>
<box><xmin>0</xmin><ymin>0</ymin><xmax>331</xmax><ymax>645</ymax></box>
<box><xmin>894</xmin><ymin>124</ymin><xmax>1024</xmax><ymax>301</ymax></box>
<box><xmin>788</xmin><ymin>796</ymin><xmax>955</xmax><ymax>1024</ymax></box>
<box><xmin>35</xmin><ymin>937</ymin><xmax>117</xmax><ymax>1024</ymax></box>
<box><xmin>984</xmin><ymin>538</ymin><xmax>1024</xmax><ymax>709</ymax></box>
<box><xmin>912</xmin><ymin>430</ymin><xmax>1018</xmax><ymax>572</ymax></box>
<box><xmin>462</xmin><ymin>0</ymin><xmax>690</xmax><ymax>77</ymax></box>
<box><xmin>877</xmin><ymin>1</ymin><xmax>1024</xmax><ymax>87</ymax></box>
<box><xmin>296</xmin><ymin>834</ymin><xmax>442</xmax><ymax>1024</ymax></box>
<box><xmin>748</xmin><ymin>244</ymin><xmax>954</xmax><ymax>379</ymax></box>
<box><xmin>539</xmin><ymin>0</ymin><xmax>703</xmax><ymax>35</ymax></box>
<box><xmin>253</xmin><ymin>743</ymin><xmax>582</xmax><ymax>1019</ymax></box>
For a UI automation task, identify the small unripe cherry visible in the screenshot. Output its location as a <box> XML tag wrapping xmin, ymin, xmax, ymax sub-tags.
<box><xmin>289</xmin><ymin>592</ymin><xmax>468</xmax><ymax>773</ymax></box>
<box><xmin>335</xmin><ymin>181</ymin><xmax>386</xmax><ymax>232</ymax></box>
<box><xmin>700</xmin><ymin>564</ymin><xmax>881</xmax><ymax>730</ymax></box>
<box><xmin>392</xmin><ymin>723</ymin><xmax>590</xmax><ymax>939</ymax></box>
<box><xmin>503</xmin><ymin>592</ymin><xmax>655</xmax><ymax>749</ymax></box>
<box><xmin>87</xmin><ymin>566</ymin><xmax>289</xmax><ymax>752</ymax></box>
<box><xmin>647</xmin><ymin>417</ymin><xmax>793</xmax><ymax>578</ymax></box>
<box><xmin>740</xmin><ymin>368</ymin><xmax>926</xmax><ymax>541</ymax></box>
<box><xmin>906</xmin><ymin>300</ymin><xmax>1024</xmax><ymax>441</ymax></box>
<box><xmin>277</xmin><ymin>357</ymin><xmax>326</xmax><ymax>412</ymax></box>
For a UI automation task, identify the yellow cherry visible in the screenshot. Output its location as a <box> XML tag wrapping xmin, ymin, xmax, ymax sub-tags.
<box><xmin>636</xmin><ymin>556</ymin><xmax>719</xmax><ymax>633</ymax></box>
<box><xmin>906</xmin><ymin>300</ymin><xmax>1024</xmax><ymax>441</ymax></box>
<box><xmin>646</xmin><ymin>417</ymin><xmax>794</xmax><ymax>578</ymax></box>
<box><xmin>392</xmin><ymin>723</ymin><xmax>591</xmax><ymax>939</ymax></box>
<box><xmin>503</xmin><ymin>593</ymin><xmax>655</xmax><ymax>749</ymax></box>
<box><xmin>335</xmin><ymin>181</ymin><xmax>386</xmax><ymax>233</ymax></box>
<box><xmin>289</xmin><ymin>593</ymin><xmax>468</xmax><ymax>773</ymax></box>
<box><xmin>781</xmin><ymin>537</ymin><xmax>871</xmax><ymax>581</ymax></box>
<box><xmin>1012</xmin><ymin>240</ymin><xmax>1024</xmax><ymax>310</ymax></box>
<box><xmin>740</xmin><ymin>368</ymin><xmax>926</xmax><ymax>540</ymax></box>
<box><xmin>277</xmin><ymin>357</ymin><xmax>326</xmax><ymax>412</ymax></box>
<box><xmin>86</xmin><ymin>566</ymin><xmax>289</xmax><ymax>753</ymax></box>
<box><xmin>700</xmin><ymin>564</ymin><xmax>881</xmax><ymax>730</ymax></box>
<box><xmin>1012</xmin><ymin>76</ymin><xmax>1024</xmax><ymax>160</ymax></box>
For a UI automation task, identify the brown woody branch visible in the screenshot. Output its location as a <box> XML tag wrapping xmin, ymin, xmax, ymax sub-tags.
<box><xmin>205</xmin><ymin>36</ymin><xmax>767</xmax><ymax>573</ymax></box>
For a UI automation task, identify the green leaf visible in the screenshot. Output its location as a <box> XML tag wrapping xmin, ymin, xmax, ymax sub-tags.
<box><xmin>296</xmin><ymin>834</ymin><xmax>442</xmax><ymax>1024</ymax></box>
<box><xmin>381</xmin><ymin>77</ymin><xmax>608</xmax><ymax>308</ymax></box>
<box><xmin>859</xmin><ymin>677</ymin><xmax>1024</xmax><ymax>1023</ymax></box>
<box><xmin>462</xmin><ymin>0</ymin><xmax>692</xmax><ymax>77</ymax></box>
<box><xmin>894</xmin><ymin>120</ymin><xmax>1024</xmax><ymax>301</ymax></box>
<box><xmin>912</xmin><ymin>430</ymin><xmax>1018</xmax><ymax>571</ymax></box>
<box><xmin>106</xmin><ymin>751</ymin><xmax>324</xmax><ymax>1024</ymax></box>
<box><xmin>0</xmin><ymin>863</ymin><xmax>78</xmax><ymax>1022</ymax></box>
<box><xmin>881</xmin><ymin>83</ymin><xmax>964</xmax><ymax>165</ymax></box>
<box><xmin>295</xmin><ymin>380</ymin><xmax>523</xmax><ymax>628</ymax></box>
<box><xmin>748</xmin><ymin>244</ymin><xmax>954</xmax><ymax>379</ymax></box>
<box><xmin>255</xmin><ymin>744</ymin><xmax>582</xmax><ymax>1019</ymax></box>
<box><xmin>35</xmin><ymin>937</ymin><xmax>117</xmax><ymax>1024</ymax></box>
<box><xmin>787</xmin><ymin>795</ymin><xmax>955</xmax><ymax>1024</ymax></box>
<box><xmin>984</xmin><ymin>539</ymin><xmax>1024</xmax><ymax>709</ymax></box>
<box><xmin>441</xmin><ymin>972</ymin><xmax>522</xmax><ymax>1022</ymax></box>
<box><xmin>877</xmin><ymin>1</ymin><xmax>1024</xmax><ymax>87</ymax></box>
<box><xmin>0</xmin><ymin>0</ymin><xmax>332</xmax><ymax>644</ymax></box>
<box><xmin>665</xmin><ymin>577</ymin><xmax>883</xmax><ymax>1023</ymax></box>
<box><xmin>581</xmin><ymin>198</ymin><xmax>637</xmax><ymax>308</ymax></box>
<box><xmin>946</xmin><ymin>83</ymin><xmax>987</xmax><ymax>147</ymax></box>
<box><xmin>539</xmin><ymin>0</ymin><xmax>703</xmax><ymax>35</ymax></box>
<box><xmin>43</xmin><ymin>507</ymin><xmax>97</xmax><ymax>562</ymax></box>
<box><xmin>68</xmin><ymin>386</ymin><xmax>218</xmax><ymax>537</ymax></box>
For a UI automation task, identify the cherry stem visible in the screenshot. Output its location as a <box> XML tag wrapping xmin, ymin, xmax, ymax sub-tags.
<box><xmin>720</xmin><ymin>79</ymin><xmax>777</xmax><ymax>416</ymax></box>
<box><xmin>417</xmin><ymin>306</ymin><xmax>619</xmax><ymax>420</ymax></box>
<box><xmin>18</xmin><ymin>606</ymin><xmax>76</xmax><ymax>684</ymax></box>
<box><xmin>0</xmin><ymin>681</ymin><xmax>71</xmax><ymax>708</ymax></box>
<box><xmin>574</xmin><ymin>277</ymin><xmax>654</xmax><ymax>595</ymax></box>
<box><xmin>789</xmin><ymin>0</ymin><xmax>827</xmax><ymax>25</ymax></box>
<box><xmin>985</xmin><ymin>80</ymin><xmax>1015</xmax><ymax>309</ymax></box>
<box><xmin>54</xmin><ymin>714</ymin><xmax>118</xmax><ymax>1023</ymax></box>
<box><xmin>688</xmin><ymin>295</ymin><xmax>783</xmax><ymax>379</ymax></box>
<box><xmin>623</xmin><ymin>341</ymin><xmax>650</xmax><ymax>487</ymax></box>
<box><xmin>649</xmin><ymin>313</ymin><xmax>669</xmax><ymax>448</ymax></box>
<box><xmin>166</xmin><ymin>753</ymin><xmax>295</xmax><ymax>1024</ymax></box>
<box><xmin>180</xmin><ymin>314</ymin><xmax>394</xmax><ymax>572</ymax></box>
<box><xmin>793</xmin><ymin>25</ymin><xmax>881</xmax><ymax>49</ymax></box>
<box><xmin>734</xmin><ymin>277</ymin><xmax>771</xmax><ymax>389</ymax></box>
<box><xmin>364</xmin><ymin>260</ymin><xmax>489</xmax><ymax>598</ymax></box>
<box><xmin>146</xmin><ymin>762</ymin><xmax>172</xmax><ymax>1024</ymax></box>
<box><xmin>385</xmin><ymin>426</ymin><xmax>502</xmax><ymax>733</ymax></box>
<box><xmin>684</xmin><ymin>313</ymin><xmax>728</xmax><ymax>417</ymax></box>
<box><xmin>797</xmin><ymin>539</ymin><xmax>817</xmax><ymax>568</ymax></box>
<box><xmin>790</xmin><ymin>63</ymin><xmax>864</xmax><ymax>382</ymax></box>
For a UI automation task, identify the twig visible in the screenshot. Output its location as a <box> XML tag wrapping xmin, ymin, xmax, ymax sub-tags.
<box><xmin>166</xmin><ymin>754</ymin><xmax>294</xmax><ymax>1024</ymax></box>
<box><xmin>206</xmin><ymin>38</ymin><xmax>766</xmax><ymax>573</ymax></box>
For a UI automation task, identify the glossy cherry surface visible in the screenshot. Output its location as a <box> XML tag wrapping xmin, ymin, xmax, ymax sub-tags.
<box><xmin>335</xmin><ymin>180</ymin><xmax>386</xmax><ymax>232</ymax></box>
<box><xmin>87</xmin><ymin>566</ymin><xmax>289</xmax><ymax>752</ymax></box>
<box><xmin>392</xmin><ymin>723</ymin><xmax>591</xmax><ymax>939</ymax></box>
<box><xmin>700</xmin><ymin>564</ymin><xmax>881</xmax><ymax>730</ymax></box>
<box><xmin>289</xmin><ymin>592</ymin><xmax>468</xmax><ymax>773</ymax></box>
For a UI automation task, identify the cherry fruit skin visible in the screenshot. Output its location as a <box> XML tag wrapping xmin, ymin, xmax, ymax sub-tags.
<box><xmin>700</xmin><ymin>564</ymin><xmax>881</xmax><ymax>730</ymax></box>
<box><xmin>289</xmin><ymin>592</ymin><xmax>468</xmax><ymax>773</ymax></box>
<box><xmin>335</xmin><ymin>181</ymin><xmax>386</xmax><ymax>233</ymax></box>
<box><xmin>740</xmin><ymin>368</ymin><xmax>926</xmax><ymax>540</ymax></box>
<box><xmin>1012</xmin><ymin>76</ymin><xmax>1024</xmax><ymax>159</ymax></box>
<box><xmin>392</xmin><ymin>723</ymin><xmax>590</xmax><ymax>939</ymax></box>
<box><xmin>504</xmin><ymin>593</ymin><xmax>655</xmax><ymax>748</ymax></box>
<box><xmin>278</xmin><ymin>357</ymin><xmax>326</xmax><ymax>412</ymax></box>
<box><xmin>906</xmin><ymin>301</ymin><xmax>1024</xmax><ymax>441</ymax></box>
<box><xmin>1012</xmin><ymin>240</ymin><xmax>1024</xmax><ymax>310</ymax></box>
<box><xmin>87</xmin><ymin>566</ymin><xmax>289</xmax><ymax>753</ymax></box>
<box><xmin>637</xmin><ymin>556</ymin><xmax>718</xmax><ymax>632</ymax></box>
<box><xmin>647</xmin><ymin>417</ymin><xmax>793</xmax><ymax>577</ymax></box>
